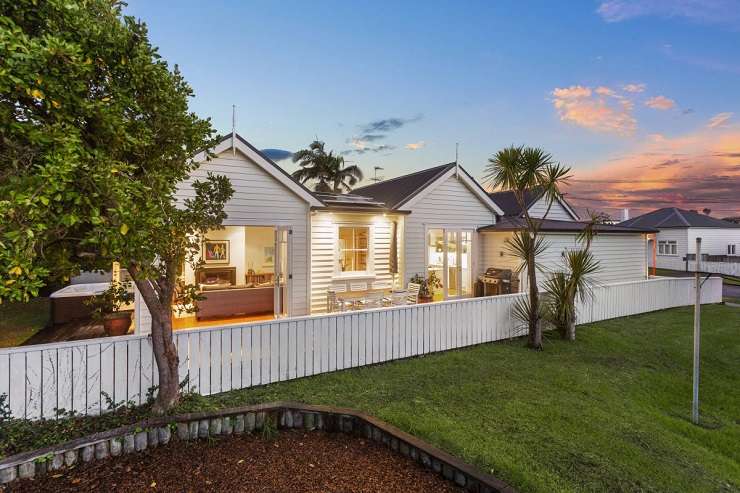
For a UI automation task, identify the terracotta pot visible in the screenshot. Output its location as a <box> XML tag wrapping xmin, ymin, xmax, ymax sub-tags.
<box><xmin>418</xmin><ymin>295</ymin><xmax>433</xmax><ymax>304</ymax></box>
<box><xmin>103</xmin><ymin>311</ymin><xmax>132</xmax><ymax>337</ymax></box>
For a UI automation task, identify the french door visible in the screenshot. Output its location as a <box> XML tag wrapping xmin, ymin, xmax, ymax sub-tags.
<box><xmin>427</xmin><ymin>228</ymin><xmax>474</xmax><ymax>300</ymax></box>
<box><xmin>274</xmin><ymin>227</ymin><xmax>292</xmax><ymax>318</ymax></box>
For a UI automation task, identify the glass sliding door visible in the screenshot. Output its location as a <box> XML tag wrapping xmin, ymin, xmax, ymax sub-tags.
<box><xmin>446</xmin><ymin>231</ymin><xmax>459</xmax><ymax>297</ymax></box>
<box><xmin>274</xmin><ymin>227</ymin><xmax>292</xmax><ymax>318</ymax></box>
<box><xmin>427</xmin><ymin>228</ymin><xmax>474</xmax><ymax>300</ymax></box>
<box><xmin>460</xmin><ymin>231</ymin><xmax>473</xmax><ymax>297</ymax></box>
<box><xmin>427</xmin><ymin>229</ymin><xmax>444</xmax><ymax>301</ymax></box>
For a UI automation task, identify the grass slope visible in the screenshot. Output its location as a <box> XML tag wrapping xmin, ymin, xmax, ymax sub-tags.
<box><xmin>1</xmin><ymin>305</ymin><xmax>737</xmax><ymax>492</ymax></box>
<box><xmin>186</xmin><ymin>305</ymin><xmax>740</xmax><ymax>493</ymax></box>
<box><xmin>0</xmin><ymin>298</ymin><xmax>49</xmax><ymax>348</ymax></box>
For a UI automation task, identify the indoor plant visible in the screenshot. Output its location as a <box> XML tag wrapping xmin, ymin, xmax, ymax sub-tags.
<box><xmin>86</xmin><ymin>281</ymin><xmax>134</xmax><ymax>336</ymax></box>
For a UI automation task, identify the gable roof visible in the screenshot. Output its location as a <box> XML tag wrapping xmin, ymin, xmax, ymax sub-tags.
<box><xmin>352</xmin><ymin>163</ymin><xmax>504</xmax><ymax>214</ymax></box>
<box><xmin>619</xmin><ymin>207</ymin><xmax>740</xmax><ymax>229</ymax></box>
<box><xmin>479</xmin><ymin>216</ymin><xmax>657</xmax><ymax>234</ymax></box>
<box><xmin>192</xmin><ymin>132</ymin><xmax>324</xmax><ymax>208</ymax></box>
<box><xmin>351</xmin><ymin>163</ymin><xmax>455</xmax><ymax>209</ymax></box>
<box><xmin>488</xmin><ymin>188</ymin><xmax>580</xmax><ymax>220</ymax></box>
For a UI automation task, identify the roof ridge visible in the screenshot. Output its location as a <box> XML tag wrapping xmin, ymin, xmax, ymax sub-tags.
<box><xmin>353</xmin><ymin>162</ymin><xmax>455</xmax><ymax>192</ymax></box>
<box><xmin>672</xmin><ymin>207</ymin><xmax>691</xmax><ymax>227</ymax></box>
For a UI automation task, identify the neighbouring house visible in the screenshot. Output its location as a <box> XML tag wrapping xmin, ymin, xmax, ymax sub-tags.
<box><xmin>119</xmin><ymin>133</ymin><xmax>654</xmax><ymax>333</ymax></box>
<box><xmin>619</xmin><ymin>207</ymin><xmax>740</xmax><ymax>274</ymax></box>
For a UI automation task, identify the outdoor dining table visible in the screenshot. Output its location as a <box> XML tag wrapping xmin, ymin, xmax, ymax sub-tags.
<box><xmin>336</xmin><ymin>288</ymin><xmax>409</xmax><ymax>308</ymax></box>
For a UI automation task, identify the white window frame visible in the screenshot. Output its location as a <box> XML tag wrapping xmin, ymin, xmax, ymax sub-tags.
<box><xmin>658</xmin><ymin>240</ymin><xmax>677</xmax><ymax>256</ymax></box>
<box><xmin>729</xmin><ymin>244</ymin><xmax>737</xmax><ymax>256</ymax></box>
<box><xmin>423</xmin><ymin>225</ymin><xmax>477</xmax><ymax>300</ymax></box>
<box><xmin>334</xmin><ymin>223</ymin><xmax>375</xmax><ymax>279</ymax></box>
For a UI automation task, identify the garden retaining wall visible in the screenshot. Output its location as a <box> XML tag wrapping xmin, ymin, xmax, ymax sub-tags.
<box><xmin>0</xmin><ymin>401</ymin><xmax>515</xmax><ymax>493</ymax></box>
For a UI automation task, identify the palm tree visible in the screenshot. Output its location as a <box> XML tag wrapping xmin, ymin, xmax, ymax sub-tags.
<box><xmin>292</xmin><ymin>140</ymin><xmax>363</xmax><ymax>193</ymax></box>
<box><xmin>484</xmin><ymin>146</ymin><xmax>571</xmax><ymax>349</ymax></box>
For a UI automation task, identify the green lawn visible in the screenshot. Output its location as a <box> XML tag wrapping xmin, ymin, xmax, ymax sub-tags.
<box><xmin>0</xmin><ymin>298</ymin><xmax>49</xmax><ymax>348</ymax></box>
<box><xmin>184</xmin><ymin>304</ymin><xmax>740</xmax><ymax>493</ymax></box>
<box><xmin>2</xmin><ymin>305</ymin><xmax>738</xmax><ymax>492</ymax></box>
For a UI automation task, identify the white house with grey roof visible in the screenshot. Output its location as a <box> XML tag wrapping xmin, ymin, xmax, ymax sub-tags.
<box><xmin>620</xmin><ymin>207</ymin><xmax>740</xmax><ymax>274</ymax></box>
<box><xmin>133</xmin><ymin>133</ymin><xmax>656</xmax><ymax>332</ymax></box>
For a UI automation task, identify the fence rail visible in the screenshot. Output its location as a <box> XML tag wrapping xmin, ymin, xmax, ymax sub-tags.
<box><xmin>0</xmin><ymin>277</ymin><xmax>723</xmax><ymax>420</ymax></box>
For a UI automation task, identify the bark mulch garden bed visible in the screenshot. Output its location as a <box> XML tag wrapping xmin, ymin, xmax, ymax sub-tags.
<box><xmin>6</xmin><ymin>429</ymin><xmax>462</xmax><ymax>492</ymax></box>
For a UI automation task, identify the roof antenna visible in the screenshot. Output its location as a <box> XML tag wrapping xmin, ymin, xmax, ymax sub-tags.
<box><xmin>231</xmin><ymin>104</ymin><xmax>236</xmax><ymax>156</ymax></box>
<box><xmin>455</xmin><ymin>142</ymin><xmax>459</xmax><ymax>177</ymax></box>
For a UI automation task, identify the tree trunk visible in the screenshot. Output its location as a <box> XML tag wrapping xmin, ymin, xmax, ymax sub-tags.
<box><xmin>133</xmin><ymin>277</ymin><xmax>180</xmax><ymax>414</ymax></box>
<box><xmin>566</xmin><ymin>318</ymin><xmax>576</xmax><ymax>341</ymax></box>
<box><xmin>526</xmin><ymin>249</ymin><xmax>542</xmax><ymax>350</ymax></box>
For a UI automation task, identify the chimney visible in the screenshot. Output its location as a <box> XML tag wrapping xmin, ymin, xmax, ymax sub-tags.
<box><xmin>621</xmin><ymin>208</ymin><xmax>630</xmax><ymax>222</ymax></box>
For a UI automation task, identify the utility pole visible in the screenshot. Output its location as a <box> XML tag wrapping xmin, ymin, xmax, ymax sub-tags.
<box><xmin>692</xmin><ymin>237</ymin><xmax>702</xmax><ymax>425</ymax></box>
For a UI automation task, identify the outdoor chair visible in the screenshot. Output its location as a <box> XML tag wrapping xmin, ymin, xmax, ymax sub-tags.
<box><xmin>326</xmin><ymin>290</ymin><xmax>350</xmax><ymax>313</ymax></box>
<box><xmin>405</xmin><ymin>282</ymin><xmax>421</xmax><ymax>304</ymax></box>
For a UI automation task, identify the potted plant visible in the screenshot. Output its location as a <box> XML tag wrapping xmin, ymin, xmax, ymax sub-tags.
<box><xmin>409</xmin><ymin>272</ymin><xmax>442</xmax><ymax>303</ymax></box>
<box><xmin>86</xmin><ymin>281</ymin><xmax>134</xmax><ymax>336</ymax></box>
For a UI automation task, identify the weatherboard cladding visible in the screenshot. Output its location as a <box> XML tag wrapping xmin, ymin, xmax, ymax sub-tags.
<box><xmin>620</xmin><ymin>207</ymin><xmax>740</xmax><ymax>229</ymax></box>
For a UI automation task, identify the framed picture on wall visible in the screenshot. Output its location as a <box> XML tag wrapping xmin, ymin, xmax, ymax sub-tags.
<box><xmin>203</xmin><ymin>240</ymin><xmax>230</xmax><ymax>264</ymax></box>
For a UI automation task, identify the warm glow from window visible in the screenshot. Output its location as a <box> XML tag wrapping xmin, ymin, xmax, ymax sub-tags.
<box><xmin>338</xmin><ymin>226</ymin><xmax>369</xmax><ymax>272</ymax></box>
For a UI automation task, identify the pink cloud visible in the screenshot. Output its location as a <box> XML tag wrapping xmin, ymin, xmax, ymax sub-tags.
<box><xmin>565</xmin><ymin>125</ymin><xmax>740</xmax><ymax>218</ymax></box>
<box><xmin>622</xmin><ymin>83</ymin><xmax>646</xmax><ymax>93</ymax></box>
<box><xmin>708</xmin><ymin>112</ymin><xmax>733</xmax><ymax>128</ymax></box>
<box><xmin>645</xmin><ymin>95</ymin><xmax>676</xmax><ymax>110</ymax></box>
<box><xmin>551</xmin><ymin>85</ymin><xmax>636</xmax><ymax>135</ymax></box>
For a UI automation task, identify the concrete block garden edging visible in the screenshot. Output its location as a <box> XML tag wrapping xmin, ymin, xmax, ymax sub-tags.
<box><xmin>0</xmin><ymin>401</ymin><xmax>515</xmax><ymax>493</ymax></box>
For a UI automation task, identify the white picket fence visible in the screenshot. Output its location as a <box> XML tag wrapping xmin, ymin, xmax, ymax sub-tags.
<box><xmin>655</xmin><ymin>256</ymin><xmax>740</xmax><ymax>277</ymax></box>
<box><xmin>0</xmin><ymin>277</ymin><xmax>723</xmax><ymax>420</ymax></box>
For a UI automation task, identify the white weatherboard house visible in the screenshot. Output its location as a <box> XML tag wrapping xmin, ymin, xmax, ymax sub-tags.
<box><xmin>620</xmin><ymin>207</ymin><xmax>740</xmax><ymax>275</ymax></box>
<box><xmin>480</xmin><ymin>189</ymin><xmax>656</xmax><ymax>288</ymax></box>
<box><xmin>134</xmin><ymin>133</ymin><xmax>656</xmax><ymax>332</ymax></box>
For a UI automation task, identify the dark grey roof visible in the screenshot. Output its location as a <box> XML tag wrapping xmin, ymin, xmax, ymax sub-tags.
<box><xmin>478</xmin><ymin>216</ymin><xmax>657</xmax><ymax>234</ymax></box>
<box><xmin>487</xmin><ymin>189</ymin><xmax>543</xmax><ymax>216</ymax></box>
<box><xmin>488</xmin><ymin>187</ymin><xmax>579</xmax><ymax>219</ymax></box>
<box><xmin>351</xmin><ymin>163</ymin><xmax>456</xmax><ymax>209</ymax></box>
<box><xmin>619</xmin><ymin>208</ymin><xmax>740</xmax><ymax>229</ymax></box>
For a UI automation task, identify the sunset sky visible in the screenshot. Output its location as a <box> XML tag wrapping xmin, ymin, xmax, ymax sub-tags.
<box><xmin>124</xmin><ymin>0</ymin><xmax>740</xmax><ymax>218</ymax></box>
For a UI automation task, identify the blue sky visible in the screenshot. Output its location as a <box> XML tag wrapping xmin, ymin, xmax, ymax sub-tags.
<box><xmin>124</xmin><ymin>0</ymin><xmax>740</xmax><ymax>217</ymax></box>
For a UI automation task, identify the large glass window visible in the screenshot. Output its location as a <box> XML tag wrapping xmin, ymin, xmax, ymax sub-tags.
<box><xmin>338</xmin><ymin>226</ymin><xmax>369</xmax><ymax>273</ymax></box>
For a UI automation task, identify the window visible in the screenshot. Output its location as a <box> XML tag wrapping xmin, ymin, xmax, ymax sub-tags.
<box><xmin>338</xmin><ymin>226</ymin><xmax>370</xmax><ymax>273</ymax></box>
<box><xmin>658</xmin><ymin>240</ymin><xmax>677</xmax><ymax>256</ymax></box>
<box><xmin>729</xmin><ymin>244</ymin><xmax>737</xmax><ymax>255</ymax></box>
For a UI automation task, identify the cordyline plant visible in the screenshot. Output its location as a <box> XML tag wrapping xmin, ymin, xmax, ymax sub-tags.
<box><xmin>484</xmin><ymin>146</ymin><xmax>571</xmax><ymax>350</ymax></box>
<box><xmin>542</xmin><ymin>211</ymin><xmax>606</xmax><ymax>341</ymax></box>
<box><xmin>0</xmin><ymin>0</ymin><xmax>233</xmax><ymax>413</ymax></box>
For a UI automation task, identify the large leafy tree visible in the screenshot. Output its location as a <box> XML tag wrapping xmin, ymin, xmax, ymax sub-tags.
<box><xmin>484</xmin><ymin>146</ymin><xmax>571</xmax><ymax>349</ymax></box>
<box><xmin>292</xmin><ymin>140</ymin><xmax>363</xmax><ymax>192</ymax></box>
<box><xmin>0</xmin><ymin>0</ymin><xmax>233</xmax><ymax>412</ymax></box>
